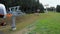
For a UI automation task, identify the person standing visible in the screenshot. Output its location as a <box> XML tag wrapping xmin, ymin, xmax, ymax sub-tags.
<box><xmin>0</xmin><ymin>3</ymin><xmax>7</xmax><ymax>26</ymax></box>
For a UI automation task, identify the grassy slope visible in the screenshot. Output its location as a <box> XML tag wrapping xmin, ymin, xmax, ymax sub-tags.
<box><xmin>31</xmin><ymin>12</ymin><xmax>60</xmax><ymax>34</ymax></box>
<box><xmin>1</xmin><ymin>12</ymin><xmax>60</xmax><ymax>34</ymax></box>
<box><xmin>0</xmin><ymin>14</ymin><xmax>40</xmax><ymax>34</ymax></box>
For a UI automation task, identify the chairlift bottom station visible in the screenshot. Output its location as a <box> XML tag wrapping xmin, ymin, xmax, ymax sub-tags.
<box><xmin>0</xmin><ymin>4</ymin><xmax>23</xmax><ymax>30</ymax></box>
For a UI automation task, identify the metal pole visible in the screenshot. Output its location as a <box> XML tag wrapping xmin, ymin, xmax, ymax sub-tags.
<box><xmin>45</xmin><ymin>4</ymin><xmax>49</xmax><ymax>13</ymax></box>
<box><xmin>46</xmin><ymin>7</ymin><xmax>47</xmax><ymax>12</ymax></box>
<box><xmin>46</xmin><ymin>7</ymin><xmax>48</xmax><ymax>13</ymax></box>
<box><xmin>11</xmin><ymin>16</ymin><xmax>16</xmax><ymax>30</ymax></box>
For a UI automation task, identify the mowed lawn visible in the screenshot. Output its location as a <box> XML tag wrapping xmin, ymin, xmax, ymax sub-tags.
<box><xmin>31</xmin><ymin>12</ymin><xmax>60</xmax><ymax>34</ymax></box>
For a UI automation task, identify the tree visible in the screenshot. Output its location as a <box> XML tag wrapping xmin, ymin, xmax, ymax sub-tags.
<box><xmin>47</xmin><ymin>7</ymin><xmax>55</xmax><ymax>11</ymax></box>
<box><xmin>56</xmin><ymin>5</ymin><xmax>60</xmax><ymax>12</ymax></box>
<box><xmin>39</xmin><ymin>3</ymin><xmax>44</xmax><ymax>13</ymax></box>
<box><xmin>0</xmin><ymin>0</ymin><xmax>44</xmax><ymax>13</ymax></box>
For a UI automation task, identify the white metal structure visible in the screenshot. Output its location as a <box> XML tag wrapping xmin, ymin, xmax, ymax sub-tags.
<box><xmin>0</xmin><ymin>4</ymin><xmax>25</xmax><ymax>30</ymax></box>
<box><xmin>44</xmin><ymin>4</ymin><xmax>49</xmax><ymax>13</ymax></box>
<box><xmin>9</xmin><ymin>6</ymin><xmax>25</xmax><ymax>30</ymax></box>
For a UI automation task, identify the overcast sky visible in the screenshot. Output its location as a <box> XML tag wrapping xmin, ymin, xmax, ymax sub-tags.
<box><xmin>39</xmin><ymin>0</ymin><xmax>60</xmax><ymax>8</ymax></box>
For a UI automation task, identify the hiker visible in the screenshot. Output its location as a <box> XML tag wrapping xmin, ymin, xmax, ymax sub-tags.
<box><xmin>0</xmin><ymin>3</ymin><xmax>7</xmax><ymax>26</ymax></box>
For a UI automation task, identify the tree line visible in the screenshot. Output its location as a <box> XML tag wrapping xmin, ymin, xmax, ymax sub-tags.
<box><xmin>0</xmin><ymin>0</ymin><xmax>44</xmax><ymax>13</ymax></box>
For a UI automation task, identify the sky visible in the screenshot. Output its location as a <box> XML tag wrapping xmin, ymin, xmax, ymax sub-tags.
<box><xmin>39</xmin><ymin>0</ymin><xmax>60</xmax><ymax>8</ymax></box>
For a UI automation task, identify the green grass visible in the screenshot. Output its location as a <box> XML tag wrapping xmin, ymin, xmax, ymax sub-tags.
<box><xmin>0</xmin><ymin>13</ymin><xmax>40</xmax><ymax>34</ymax></box>
<box><xmin>31</xmin><ymin>12</ymin><xmax>60</xmax><ymax>34</ymax></box>
<box><xmin>1</xmin><ymin>12</ymin><xmax>60</xmax><ymax>34</ymax></box>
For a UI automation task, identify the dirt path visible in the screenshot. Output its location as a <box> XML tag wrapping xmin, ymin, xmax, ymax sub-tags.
<box><xmin>0</xmin><ymin>13</ymin><xmax>40</xmax><ymax>34</ymax></box>
<box><xmin>0</xmin><ymin>31</ymin><xmax>4</xmax><ymax>34</ymax></box>
<box><xmin>13</xmin><ymin>14</ymin><xmax>40</xmax><ymax>34</ymax></box>
<box><xmin>13</xmin><ymin>23</ymin><xmax>36</xmax><ymax>34</ymax></box>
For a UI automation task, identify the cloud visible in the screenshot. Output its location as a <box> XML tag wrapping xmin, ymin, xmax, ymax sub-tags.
<box><xmin>39</xmin><ymin>0</ymin><xmax>60</xmax><ymax>8</ymax></box>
